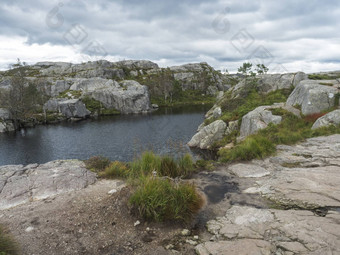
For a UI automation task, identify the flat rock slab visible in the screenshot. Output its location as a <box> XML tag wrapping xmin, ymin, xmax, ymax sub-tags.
<box><xmin>197</xmin><ymin>205</ymin><xmax>340</xmax><ymax>255</ymax></box>
<box><xmin>0</xmin><ymin>160</ymin><xmax>96</xmax><ymax>210</ymax></box>
<box><xmin>228</xmin><ymin>163</ymin><xmax>270</xmax><ymax>178</ymax></box>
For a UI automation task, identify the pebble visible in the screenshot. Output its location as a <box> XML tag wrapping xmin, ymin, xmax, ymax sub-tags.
<box><xmin>134</xmin><ymin>220</ymin><xmax>141</xmax><ymax>227</ymax></box>
<box><xmin>25</xmin><ymin>226</ymin><xmax>34</xmax><ymax>232</ymax></box>
<box><xmin>186</xmin><ymin>239</ymin><xmax>198</xmax><ymax>245</ymax></box>
<box><xmin>181</xmin><ymin>229</ymin><xmax>190</xmax><ymax>236</ymax></box>
<box><xmin>108</xmin><ymin>189</ymin><xmax>117</xmax><ymax>194</ymax></box>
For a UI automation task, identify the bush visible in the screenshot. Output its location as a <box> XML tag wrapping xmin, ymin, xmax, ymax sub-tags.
<box><xmin>100</xmin><ymin>161</ymin><xmax>129</xmax><ymax>179</ymax></box>
<box><xmin>129</xmin><ymin>151</ymin><xmax>162</xmax><ymax>178</ymax></box>
<box><xmin>129</xmin><ymin>177</ymin><xmax>203</xmax><ymax>222</ymax></box>
<box><xmin>0</xmin><ymin>225</ymin><xmax>19</xmax><ymax>255</ymax></box>
<box><xmin>177</xmin><ymin>153</ymin><xmax>195</xmax><ymax>177</ymax></box>
<box><xmin>84</xmin><ymin>156</ymin><xmax>111</xmax><ymax>173</ymax></box>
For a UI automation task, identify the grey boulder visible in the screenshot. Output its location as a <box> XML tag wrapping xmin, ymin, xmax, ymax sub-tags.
<box><xmin>44</xmin><ymin>99</ymin><xmax>90</xmax><ymax>119</ymax></box>
<box><xmin>286</xmin><ymin>80</ymin><xmax>338</xmax><ymax>115</ymax></box>
<box><xmin>188</xmin><ymin>120</ymin><xmax>226</xmax><ymax>149</ymax></box>
<box><xmin>312</xmin><ymin>109</ymin><xmax>340</xmax><ymax>129</ymax></box>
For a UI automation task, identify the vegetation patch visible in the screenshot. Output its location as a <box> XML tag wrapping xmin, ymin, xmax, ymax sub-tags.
<box><xmin>219</xmin><ymin>112</ymin><xmax>340</xmax><ymax>162</ymax></box>
<box><xmin>100</xmin><ymin>161</ymin><xmax>129</xmax><ymax>179</ymax></box>
<box><xmin>84</xmin><ymin>156</ymin><xmax>111</xmax><ymax>173</ymax></box>
<box><xmin>129</xmin><ymin>177</ymin><xmax>203</xmax><ymax>222</ymax></box>
<box><xmin>0</xmin><ymin>225</ymin><xmax>19</xmax><ymax>255</ymax></box>
<box><xmin>81</xmin><ymin>96</ymin><xmax>120</xmax><ymax>116</ymax></box>
<box><xmin>308</xmin><ymin>73</ymin><xmax>340</xmax><ymax>80</ymax></box>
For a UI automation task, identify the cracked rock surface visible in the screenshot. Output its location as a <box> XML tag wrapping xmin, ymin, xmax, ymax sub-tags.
<box><xmin>0</xmin><ymin>160</ymin><xmax>96</xmax><ymax>210</ymax></box>
<box><xmin>196</xmin><ymin>134</ymin><xmax>340</xmax><ymax>255</ymax></box>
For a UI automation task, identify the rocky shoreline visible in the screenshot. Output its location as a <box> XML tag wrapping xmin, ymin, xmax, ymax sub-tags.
<box><xmin>1</xmin><ymin>134</ymin><xmax>339</xmax><ymax>254</ymax></box>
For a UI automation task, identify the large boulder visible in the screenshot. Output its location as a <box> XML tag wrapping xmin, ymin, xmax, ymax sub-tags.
<box><xmin>87</xmin><ymin>80</ymin><xmax>151</xmax><ymax>114</ymax></box>
<box><xmin>188</xmin><ymin>120</ymin><xmax>227</xmax><ymax>149</ymax></box>
<box><xmin>44</xmin><ymin>98</ymin><xmax>90</xmax><ymax>119</ymax></box>
<box><xmin>239</xmin><ymin>105</ymin><xmax>282</xmax><ymax>139</ymax></box>
<box><xmin>0</xmin><ymin>108</ymin><xmax>15</xmax><ymax>132</ymax></box>
<box><xmin>0</xmin><ymin>160</ymin><xmax>96</xmax><ymax>210</ymax></box>
<box><xmin>312</xmin><ymin>109</ymin><xmax>340</xmax><ymax>129</ymax></box>
<box><xmin>286</xmin><ymin>80</ymin><xmax>338</xmax><ymax>115</ymax></box>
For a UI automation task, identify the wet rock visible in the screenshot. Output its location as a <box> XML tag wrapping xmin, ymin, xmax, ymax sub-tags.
<box><xmin>0</xmin><ymin>160</ymin><xmax>96</xmax><ymax>210</ymax></box>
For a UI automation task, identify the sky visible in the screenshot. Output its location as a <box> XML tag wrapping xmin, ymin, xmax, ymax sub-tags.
<box><xmin>0</xmin><ymin>0</ymin><xmax>340</xmax><ymax>73</ymax></box>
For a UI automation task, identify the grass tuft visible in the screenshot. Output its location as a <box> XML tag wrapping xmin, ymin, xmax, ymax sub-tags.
<box><xmin>84</xmin><ymin>156</ymin><xmax>111</xmax><ymax>173</ymax></box>
<box><xmin>129</xmin><ymin>177</ymin><xmax>203</xmax><ymax>222</ymax></box>
<box><xmin>100</xmin><ymin>161</ymin><xmax>129</xmax><ymax>179</ymax></box>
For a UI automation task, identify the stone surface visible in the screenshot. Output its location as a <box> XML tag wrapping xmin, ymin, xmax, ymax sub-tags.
<box><xmin>87</xmin><ymin>80</ymin><xmax>151</xmax><ymax>114</ymax></box>
<box><xmin>225</xmin><ymin>120</ymin><xmax>239</xmax><ymax>136</ymax></box>
<box><xmin>312</xmin><ymin>109</ymin><xmax>340</xmax><ymax>129</ymax></box>
<box><xmin>44</xmin><ymin>98</ymin><xmax>90</xmax><ymax>118</ymax></box>
<box><xmin>0</xmin><ymin>160</ymin><xmax>96</xmax><ymax>210</ymax></box>
<box><xmin>239</xmin><ymin>105</ymin><xmax>282</xmax><ymax>138</ymax></box>
<box><xmin>198</xmin><ymin>205</ymin><xmax>340</xmax><ymax>255</ymax></box>
<box><xmin>228</xmin><ymin>164</ymin><xmax>270</xmax><ymax>178</ymax></box>
<box><xmin>188</xmin><ymin>120</ymin><xmax>226</xmax><ymax>149</ymax></box>
<box><xmin>286</xmin><ymin>80</ymin><xmax>338</xmax><ymax>115</ymax></box>
<box><xmin>212</xmin><ymin>107</ymin><xmax>222</xmax><ymax>119</ymax></box>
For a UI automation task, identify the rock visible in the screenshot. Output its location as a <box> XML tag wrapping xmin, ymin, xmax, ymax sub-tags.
<box><xmin>225</xmin><ymin>120</ymin><xmax>239</xmax><ymax>136</ymax></box>
<box><xmin>231</xmin><ymin>72</ymin><xmax>308</xmax><ymax>98</ymax></box>
<box><xmin>151</xmin><ymin>104</ymin><xmax>159</xmax><ymax>109</ymax></box>
<box><xmin>188</xmin><ymin>120</ymin><xmax>227</xmax><ymax>149</ymax></box>
<box><xmin>58</xmin><ymin>99</ymin><xmax>91</xmax><ymax>118</ymax></box>
<box><xmin>199</xmin><ymin>205</ymin><xmax>340</xmax><ymax>255</ymax></box>
<box><xmin>87</xmin><ymin>80</ymin><xmax>151</xmax><ymax>114</ymax></box>
<box><xmin>134</xmin><ymin>220</ymin><xmax>141</xmax><ymax>227</ymax></box>
<box><xmin>186</xmin><ymin>239</ymin><xmax>198</xmax><ymax>246</ymax></box>
<box><xmin>0</xmin><ymin>160</ymin><xmax>97</xmax><ymax>210</ymax></box>
<box><xmin>239</xmin><ymin>105</ymin><xmax>282</xmax><ymax>139</ymax></box>
<box><xmin>212</xmin><ymin>107</ymin><xmax>222</xmax><ymax>119</ymax></box>
<box><xmin>181</xmin><ymin>229</ymin><xmax>190</xmax><ymax>236</ymax></box>
<box><xmin>0</xmin><ymin>108</ymin><xmax>15</xmax><ymax>133</ymax></box>
<box><xmin>286</xmin><ymin>80</ymin><xmax>338</xmax><ymax>115</ymax></box>
<box><xmin>312</xmin><ymin>109</ymin><xmax>340</xmax><ymax>129</ymax></box>
<box><xmin>228</xmin><ymin>163</ymin><xmax>270</xmax><ymax>178</ymax></box>
<box><xmin>252</xmin><ymin>134</ymin><xmax>340</xmax><ymax>208</ymax></box>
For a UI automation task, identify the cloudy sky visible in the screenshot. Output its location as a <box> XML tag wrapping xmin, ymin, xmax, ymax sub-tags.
<box><xmin>1</xmin><ymin>0</ymin><xmax>339</xmax><ymax>73</ymax></box>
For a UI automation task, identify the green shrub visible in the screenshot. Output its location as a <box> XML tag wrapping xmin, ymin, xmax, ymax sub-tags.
<box><xmin>84</xmin><ymin>156</ymin><xmax>111</xmax><ymax>173</ymax></box>
<box><xmin>100</xmin><ymin>161</ymin><xmax>129</xmax><ymax>179</ymax></box>
<box><xmin>177</xmin><ymin>153</ymin><xmax>195</xmax><ymax>177</ymax></box>
<box><xmin>0</xmin><ymin>225</ymin><xmax>19</xmax><ymax>255</ymax></box>
<box><xmin>129</xmin><ymin>177</ymin><xmax>203</xmax><ymax>222</ymax></box>
<box><xmin>159</xmin><ymin>156</ymin><xmax>179</xmax><ymax>178</ymax></box>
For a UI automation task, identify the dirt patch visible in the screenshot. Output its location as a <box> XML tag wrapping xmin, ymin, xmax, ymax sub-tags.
<box><xmin>0</xmin><ymin>180</ymin><xmax>198</xmax><ymax>255</ymax></box>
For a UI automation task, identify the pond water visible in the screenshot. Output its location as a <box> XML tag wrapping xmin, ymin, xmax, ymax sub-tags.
<box><xmin>0</xmin><ymin>105</ymin><xmax>211</xmax><ymax>166</ymax></box>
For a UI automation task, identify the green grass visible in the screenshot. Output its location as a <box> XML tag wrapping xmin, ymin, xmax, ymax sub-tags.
<box><xmin>57</xmin><ymin>89</ymin><xmax>82</xmax><ymax>99</ymax></box>
<box><xmin>100</xmin><ymin>161</ymin><xmax>129</xmax><ymax>179</ymax></box>
<box><xmin>308</xmin><ymin>73</ymin><xmax>340</xmax><ymax>80</ymax></box>
<box><xmin>81</xmin><ymin>96</ymin><xmax>120</xmax><ymax>116</ymax></box>
<box><xmin>0</xmin><ymin>225</ymin><xmax>19</xmax><ymax>255</ymax></box>
<box><xmin>219</xmin><ymin>112</ymin><xmax>340</xmax><ymax>162</ymax></box>
<box><xmin>129</xmin><ymin>177</ymin><xmax>203</xmax><ymax>222</ymax></box>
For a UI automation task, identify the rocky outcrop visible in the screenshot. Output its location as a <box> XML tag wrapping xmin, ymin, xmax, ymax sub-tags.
<box><xmin>188</xmin><ymin>120</ymin><xmax>226</xmax><ymax>149</ymax></box>
<box><xmin>86</xmin><ymin>80</ymin><xmax>151</xmax><ymax>114</ymax></box>
<box><xmin>197</xmin><ymin>205</ymin><xmax>340</xmax><ymax>255</ymax></box>
<box><xmin>196</xmin><ymin>134</ymin><xmax>340</xmax><ymax>255</ymax></box>
<box><xmin>231</xmin><ymin>72</ymin><xmax>308</xmax><ymax>98</ymax></box>
<box><xmin>0</xmin><ymin>160</ymin><xmax>96</xmax><ymax>210</ymax></box>
<box><xmin>286</xmin><ymin>80</ymin><xmax>338</xmax><ymax>115</ymax></box>
<box><xmin>44</xmin><ymin>99</ymin><xmax>90</xmax><ymax>119</ymax></box>
<box><xmin>239</xmin><ymin>105</ymin><xmax>282</xmax><ymax>139</ymax></box>
<box><xmin>312</xmin><ymin>109</ymin><xmax>340</xmax><ymax>129</ymax></box>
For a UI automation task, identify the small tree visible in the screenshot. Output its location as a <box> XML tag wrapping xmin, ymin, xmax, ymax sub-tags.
<box><xmin>255</xmin><ymin>64</ymin><xmax>269</xmax><ymax>74</ymax></box>
<box><xmin>237</xmin><ymin>62</ymin><xmax>253</xmax><ymax>76</ymax></box>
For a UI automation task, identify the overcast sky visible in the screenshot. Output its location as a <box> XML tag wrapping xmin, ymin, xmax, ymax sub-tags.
<box><xmin>1</xmin><ymin>0</ymin><xmax>339</xmax><ymax>73</ymax></box>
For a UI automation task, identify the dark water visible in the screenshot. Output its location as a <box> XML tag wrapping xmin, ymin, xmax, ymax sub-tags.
<box><xmin>0</xmin><ymin>105</ymin><xmax>211</xmax><ymax>166</ymax></box>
